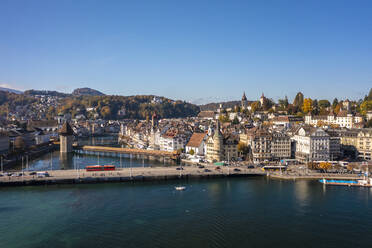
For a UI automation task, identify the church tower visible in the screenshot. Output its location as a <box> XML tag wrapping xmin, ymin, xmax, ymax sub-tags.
<box><xmin>151</xmin><ymin>112</ymin><xmax>158</xmax><ymax>129</ymax></box>
<box><xmin>206</xmin><ymin>121</ymin><xmax>224</xmax><ymax>162</ymax></box>
<box><xmin>59</xmin><ymin>122</ymin><xmax>74</xmax><ymax>153</ymax></box>
<box><xmin>241</xmin><ymin>92</ymin><xmax>247</xmax><ymax>110</ymax></box>
<box><xmin>260</xmin><ymin>93</ymin><xmax>265</xmax><ymax>106</ymax></box>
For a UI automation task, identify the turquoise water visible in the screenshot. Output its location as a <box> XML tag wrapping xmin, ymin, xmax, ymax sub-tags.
<box><xmin>1</xmin><ymin>178</ymin><xmax>372</xmax><ymax>248</ymax></box>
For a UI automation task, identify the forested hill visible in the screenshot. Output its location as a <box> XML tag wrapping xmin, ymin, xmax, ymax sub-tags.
<box><xmin>72</xmin><ymin>88</ymin><xmax>105</xmax><ymax>96</ymax></box>
<box><xmin>0</xmin><ymin>91</ymin><xmax>200</xmax><ymax>120</ymax></box>
<box><xmin>57</xmin><ymin>95</ymin><xmax>200</xmax><ymax>119</ymax></box>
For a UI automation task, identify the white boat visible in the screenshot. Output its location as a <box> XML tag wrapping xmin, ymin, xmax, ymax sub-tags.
<box><xmin>175</xmin><ymin>186</ymin><xmax>186</xmax><ymax>191</ymax></box>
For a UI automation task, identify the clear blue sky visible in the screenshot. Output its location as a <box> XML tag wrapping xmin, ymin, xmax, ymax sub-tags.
<box><xmin>1</xmin><ymin>0</ymin><xmax>371</xmax><ymax>104</ymax></box>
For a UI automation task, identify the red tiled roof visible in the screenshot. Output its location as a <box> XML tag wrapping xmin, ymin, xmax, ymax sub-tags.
<box><xmin>197</xmin><ymin>111</ymin><xmax>215</xmax><ymax>118</ymax></box>
<box><xmin>186</xmin><ymin>132</ymin><xmax>207</xmax><ymax>147</ymax></box>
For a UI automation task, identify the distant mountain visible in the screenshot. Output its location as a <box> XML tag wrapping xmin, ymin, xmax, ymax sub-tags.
<box><xmin>72</xmin><ymin>87</ymin><xmax>105</xmax><ymax>96</ymax></box>
<box><xmin>0</xmin><ymin>87</ymin><xmax>22</xmax><ymax>94</ymax></box>
<box><xmin>24</xmin><ymin>89</ymin><xmax>70</xmax><ymax>97</ymax></box>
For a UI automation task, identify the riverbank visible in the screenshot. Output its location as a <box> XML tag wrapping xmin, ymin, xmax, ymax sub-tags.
<box><xmin>1</xmin><ymin>164</ymin><xmax>365</xmax><ymax>187</ymax></box>
<box><xmin>0</xmin><ymin>166</ymin><xmax>265</xmax><ymax>186</ymax></box>
<box><xmin>268</xmin><ymin>172</ymin><xmax>361</xmax><ymax>180</ymax></box>
<box><xmin>2</xmin><ymin>143</ymin><xmax>57</xmax><ymax>170</ymax></box>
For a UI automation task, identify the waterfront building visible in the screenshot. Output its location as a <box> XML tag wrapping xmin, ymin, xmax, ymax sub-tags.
<box><xmin>223</xmin><ymin>134</ymin><xmax>239</xmax><ymax>161</ymax></box>
<box><xmin>357</xmin><ymin>129</ymin><xmax>372</xmax><ymax>160</ymax></box>
<box><xmin>271</xmin><ymin>132</ymin><xmax>291</xmax><ymax>161</ymax></box>
<box><xmin>159</xmin><ymin>129</ymin><xmax>188</xmax><ymax>152</ymax></box>
<box><xmin>292</xmin><ymin>126</ymin><xmax>332</xmax><ymax>163</ymax></box>
<box><xmin>206</xmin><ymin>122</ymin><xmax>224</xmax><ymax>162</ymax></box>
<box><xmin>185</xmin><ymin>132</ymin><xmax>208</xmax><ymax>156</ymax></box>
<box><xmin>59</xmin><ymin>122</ymin><xmax>74</xmax><ymax>153</ymax></box>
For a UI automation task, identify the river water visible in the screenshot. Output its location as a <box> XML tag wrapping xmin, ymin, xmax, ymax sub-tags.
<box><xmin>1</xmin><ymin>136</ymin><xmax>372</xmax><ymax>247</ymax></box>
<box><xmin>0</xmin><ymin>178</ymin><xmax>371</xmax><ymax>248</ymax></box>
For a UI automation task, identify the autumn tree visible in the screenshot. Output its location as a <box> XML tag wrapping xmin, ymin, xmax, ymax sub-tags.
<box><xmin>237</xmin><ymin>142</ymin><xmax>249</xmax><ymax>159</ymax></box>
<box><xmin>218</xmin><ymin>113</ymin><xmax>230</xmax><ymax>123</ymax></box>
<box><xmin>100</xmin><ymin>106</ymin><xmax>112</xmax><ymax>119</ymax></box>
<box><xmin>319</xmin><ymin>162</ymin><xmax>332</xmax><ymax>172</ymax></box>
<box><xmin>262</xmin><ymin>98</ymin><xmax>273</xmax><ymax>111</ymax></box>
<box><xmin>302</xmin><ymin>98</ymin><xmax>313</xmax><ymax>113</ymax></box>
<box><xmin>360</xmin><ymin>100</ymin><xmax>372</xmax><ymax>115</ymax></box>
<box><xmin>334</xmin><ymin>103</ymin><xmax>342</xmax><ymax>115</ymax></box>
<box><xmin>251</xmin><ymin>101</ymin><xmax>260</xmax><ymax>112</ymax></box>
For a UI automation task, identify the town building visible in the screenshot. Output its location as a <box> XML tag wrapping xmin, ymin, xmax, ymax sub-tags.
<box><xmin>185</xmin><ymin>132</ymin><xmax>208</xmax><ymax>156</ymax></box>
<box><xmin>271</xmin><ymin>132</ymin><xmax>291</xmax><ymax>161</ymax></box>
<box><xmin>206</xmin><ymin>122</ymin><xmax>224</xmax><ymax>162</ymax></box>
<box><xmin>357</xmin><ymin>129</ymin><xmax>372</xmax><ymax>160</ymax></box>
<box><xmin>305</xmin><ymin>111</ymin><xmax>363</xmax><ymax>129</ymax></box>
<box><xmin>292</xmin><ymin>126</ymin><xmax>339</xmax><ymax>163</ymax></box>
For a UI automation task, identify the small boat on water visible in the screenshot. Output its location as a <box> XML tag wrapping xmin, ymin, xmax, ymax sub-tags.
<box><xmin>175</xmin><ymin>186</ymin><xmax>186</xmax><ymax>191</ymax></box>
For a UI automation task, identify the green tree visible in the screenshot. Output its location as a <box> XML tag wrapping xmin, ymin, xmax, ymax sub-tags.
<box><xmin>312</xmin><ymin>99</ymin><xmax>319</xmax><ymax>115</ymax></box>
<box><xmin>189</xmin><ymin>149</ymin><xmax>195</xmax><ymax>155</ymax></box>
<box><xmin>318</xmin><ymin>99</ymin><xmax>330</xmax><ymax>109</ymax></box>
<box><xmin>232</xmin><ymin>116</ymin><xmax>239</xmax><ymax>125</ymax></box>
<box><xmin>278</xmin><ymin>96</ymin><xmax>289</xmax><ymax>109</ymax></box>
<box><xmin>293</xmin><ymin>92</ymin><xmax>304</xmax><ymax>108</ymax></box>
<box><xmin>367</xmin><ymin>88</ymin><xmax>372</xmax><ymax>101</ymax></box>
<box><xmin>332</xmin><ymin>98</ymin><xmax>339</xmax><ymax>109</ymax></box>
<box><xmin>218</xmin><ymin>113</ymin><xmax>230</xmax><ymax>123</ymax></box>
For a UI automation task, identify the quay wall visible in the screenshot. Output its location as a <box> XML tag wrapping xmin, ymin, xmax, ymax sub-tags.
<box><xmin>0</xmin><ymin>166</ymin><xmax>265</xmax><ymax>187</ymax></box>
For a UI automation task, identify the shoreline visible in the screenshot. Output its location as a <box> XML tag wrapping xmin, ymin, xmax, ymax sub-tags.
<box><xmin>0</xmin><ymin>166</ymin><xmax>265</xmax><ymax>187</ymax></box>
<box><xmin>0</xmin><ymin>165</ymin><xmax>363</xmax><ymax>187</ymax></box>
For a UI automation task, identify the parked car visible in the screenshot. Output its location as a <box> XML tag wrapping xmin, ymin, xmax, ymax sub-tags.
<box><xmin>247</xmin><ymin>165</ymin><xmax>255</xmax><ymax>169</ymax></box>
<box><xmin>176</xmin><ymin>167</ymin><xmax>184</xmax><ymax>170</ymax></box>
<box><xmin>215</xmin><ymin>166</ymin><xmax>221</xmax><ymax>170</ymax></box>
<box><xmin>198</xmin><ymin>165</ymin><xmax>205</xmax><ymax>169</ymax></box>
<box><xmin>29</xmin><ymin>172</ymin><xmax>37</xmax><ymax>175</ymax></box>
<box><xmin>233</xmin><ymin>168</ymin><xmax>241</xmax><ymax>172</ymax></box>
<box><xmin>204</xmin><ymin>169</ymin><xmax>211</xmax><ymax>172</ymax></box>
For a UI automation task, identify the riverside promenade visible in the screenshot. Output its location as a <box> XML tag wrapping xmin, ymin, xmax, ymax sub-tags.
<box><xmin>0</xmin><ymin>165</ymin><xmax>265</xmax><ymax>186</ymax></box>
<box><xmin>268</xmin><ymin>172</ymin><xmax>362</xmax><ymax>180</ymax></box>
